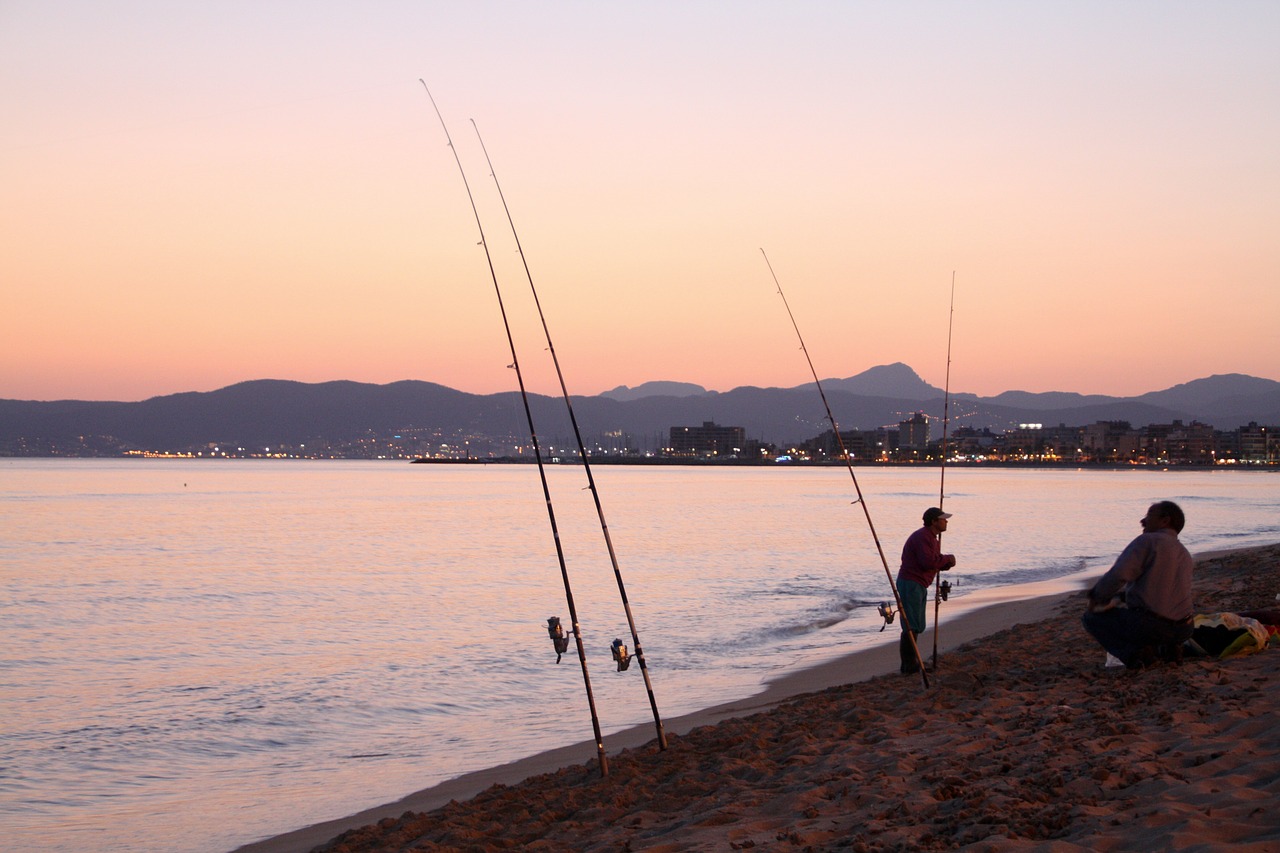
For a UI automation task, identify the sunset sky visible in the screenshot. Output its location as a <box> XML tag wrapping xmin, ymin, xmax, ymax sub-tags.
<box><xmin>3</xmin><ymin>2</ymin><xmax>1277</xmax><ymax>403</ymax></box>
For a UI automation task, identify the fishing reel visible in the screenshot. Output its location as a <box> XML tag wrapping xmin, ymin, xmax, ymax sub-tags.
<box><xmin>546</xmin><ymin>616</ymin><xmax>571</xmax><ymax>663</ymax></box>
<box><xmin>877</xmin><ymin>602</ymin><xmax>896</xmax><ymax>632</ymax></box>
<box><xmin>938</xmin><ymin>578</ymin><xmax>957</xmax><ymax>602</ymax></box>
<box><xmin>611</xmin><ymin>638</ymin><xmax>631</xmax><ymax>672</ymax></box>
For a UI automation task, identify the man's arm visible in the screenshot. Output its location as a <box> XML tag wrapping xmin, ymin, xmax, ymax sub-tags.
<box><xmin>1088</xmin><ymin>535</ymin><xmax>1150</xmax><ymax>604</ymax></box>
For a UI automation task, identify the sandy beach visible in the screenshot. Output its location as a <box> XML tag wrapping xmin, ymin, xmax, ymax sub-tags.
<box><xmin>240</xmin><ymin>543</ymin><xmax>1280</xmax><ymax>852</ymax></box>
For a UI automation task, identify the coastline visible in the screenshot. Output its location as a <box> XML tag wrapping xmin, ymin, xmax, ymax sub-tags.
<box><xmin>235</xmin><ymin>542</ymin><xmax>1279</xmax><ymax>853</ymax></box>
<box><xmin>232</xmin><ymin>566</ymin><xmax>1104</xmax><ymax>853</ymax></box>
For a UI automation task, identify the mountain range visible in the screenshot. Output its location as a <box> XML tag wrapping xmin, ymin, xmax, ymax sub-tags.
<box><xmin>2</xmin><ymin>364</ymin><xmax>1278</xmax><ymax>455</ymax></box>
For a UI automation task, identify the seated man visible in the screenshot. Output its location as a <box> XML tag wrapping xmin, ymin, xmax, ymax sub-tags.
<box><xmin>1082</xmin><ymin>500</ymin><xmax>1195</xmax><ymax>669</ymax></box>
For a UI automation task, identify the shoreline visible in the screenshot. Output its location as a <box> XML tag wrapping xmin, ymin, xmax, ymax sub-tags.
<box><xmin>236</xmin><ymin>542</ymin><xmax>1278</xmax><ymax>852</ymax></box>
<box><xmin>232</xmin><ymin>564</ymin><xmax>1118</xmax><ymax>853</ymax></box>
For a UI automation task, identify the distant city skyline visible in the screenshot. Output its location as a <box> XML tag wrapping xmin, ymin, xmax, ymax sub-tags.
<box><xmin>4</xmin><ymin>3</ymin><xmax>1278</xmax><ymax>404</ymax></box>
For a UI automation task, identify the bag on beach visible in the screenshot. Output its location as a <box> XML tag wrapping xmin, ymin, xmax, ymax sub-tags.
<box><xmin>1188</xmin><ymin>613</ymin><xmax>1270</xmax><ymax>659</ymax></box>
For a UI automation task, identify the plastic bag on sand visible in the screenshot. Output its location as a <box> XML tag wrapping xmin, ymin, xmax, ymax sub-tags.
<box><xmin>1190</xmin><ymin>613</ymin><xmax>1270</xmax><ymax>659</ymax></box>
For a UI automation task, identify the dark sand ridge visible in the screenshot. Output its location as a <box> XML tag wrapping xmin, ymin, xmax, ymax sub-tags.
<box><xmin>235</xmin><ymin>543</ymin><xmax>1280</xmax><ymax>852</ymax></box>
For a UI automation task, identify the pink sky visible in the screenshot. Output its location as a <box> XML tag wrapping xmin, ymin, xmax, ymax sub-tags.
<box><xmin>3</xmin><ymin>2</ymin><xmax>1278</xmax><ymax>403</ymax></box>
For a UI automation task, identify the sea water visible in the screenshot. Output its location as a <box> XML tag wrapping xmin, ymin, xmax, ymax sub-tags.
<box><xmin>1</xmin><ymin>460</ymin><xmax>1277</xmax><ymax>852</ymax></box>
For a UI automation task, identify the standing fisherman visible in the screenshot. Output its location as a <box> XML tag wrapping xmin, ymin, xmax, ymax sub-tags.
<box><xmin>762</xmin><ymin>248</ymin><xmax>932</xmax><ymax>687</ymax></box>
<box><xmin>897</xmin><ymin>507</ymin><xmax>956</xmax><ymax>675</ymax></box>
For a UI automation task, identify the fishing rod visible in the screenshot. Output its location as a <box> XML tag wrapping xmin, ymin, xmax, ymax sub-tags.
<box><xmin>470</xmin><ymin>119</ymin><xmax>667</xmax><ymax>751</ymax></box>
<box><xmin>761</xmin><ymin>249</ymin><xmax>930</xmax><ymax>689</ymax></box>
<box><xmin>932</xmin><ymin>273</ymin><xmax>955</xmax><ymax>671</ymax></box>
<box><xmin>419</xmin><ymin>81</ymin><xmax>609</xmax><ymax>776</ymax></box>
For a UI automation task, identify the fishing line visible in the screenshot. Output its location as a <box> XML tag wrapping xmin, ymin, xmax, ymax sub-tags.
<box><xmin>470</xmin><ymin>119</ymin><xmax>668</xmax><ymax>751</ymax></box>
<box><xmin>419</xmin><ymin>81</ymin><xmax>609</xmax><ymax>776</ymax></box>
<box><xmin>933</xmin><ymin>273</ymin><xmax>955</xmax><ymax>671</ymax></box>
<box><xmin>761</xmin><ymin>249</ymin><xmax>930</xmax><ymax>688</ymax></box>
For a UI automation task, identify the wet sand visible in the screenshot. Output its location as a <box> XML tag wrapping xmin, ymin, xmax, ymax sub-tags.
<box><xmin>237</xmin><ymin>543</ymin><xmax>1280</xmax><ymax>852</ymax></box>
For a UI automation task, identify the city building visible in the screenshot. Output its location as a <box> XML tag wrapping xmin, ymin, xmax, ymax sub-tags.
<box><xmin>668</xmin><ymin>421</ymin><xmax>747</xmax><ymax>458</ymax></box>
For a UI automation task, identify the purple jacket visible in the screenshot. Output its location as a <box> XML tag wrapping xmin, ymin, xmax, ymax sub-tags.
<box><xmin>897</xmin><ymin>525</ymin><xmax>954</xmax><ymax>587</ymax></box>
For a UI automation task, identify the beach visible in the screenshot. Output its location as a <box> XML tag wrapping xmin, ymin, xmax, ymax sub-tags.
<box><xmin>237</xmin><ymin>542</ymin><xmax>1280</xmax><ymax>852</ymax></box>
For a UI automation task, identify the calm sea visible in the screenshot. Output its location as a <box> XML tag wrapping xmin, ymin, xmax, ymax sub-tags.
<box><xmin>2</xmin><ymin>460</ymin><xmax>1277</xmax><ymax>852</ymax></box>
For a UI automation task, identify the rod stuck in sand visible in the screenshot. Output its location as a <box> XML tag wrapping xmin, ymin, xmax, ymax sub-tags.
<box><xmin>470</xmin><ymin>118</ymin><xmax>667</xmax><ymax>751</ymax></box>
<box><xmin>932</xmin><ymin>272</ymin><xmax>956</xmax><ymax>672</ymax></box>
<box><xmin>761</xmin><ymin>248</ymin><xmax>930</xmax><ymax>689</ymax></box>
<box><xmin>420</xmin><ymin>81</ymin><xmax>610</xmax><ymax>775</ymax></box>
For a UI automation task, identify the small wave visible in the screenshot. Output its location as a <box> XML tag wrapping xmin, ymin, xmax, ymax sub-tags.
<box><xmin>773</xmin><ymin>610</ymin><xmax>852</xmax><ymax>637</ymax></box>
<box><xmin>752</xmin><ymin>593</ymin><xmax>893</xmax><ymax>642</ymax></box>
<box><xmin>845</xmin><ymin>597</ymin><xmax>891</xmax><ymax>609</ymax></box>
<box><xmin>955</xmin><ymin>557</ymin><xmax>1095</xmax><ymax>590</ymax></box>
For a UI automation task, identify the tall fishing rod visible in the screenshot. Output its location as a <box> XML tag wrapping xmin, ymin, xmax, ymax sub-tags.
<box><xmin>419</xmin><ymin>81</ymin><xmax>609</xmax><ymax>776</ymax></box>
<box><xmin>761</xmin><ymin>249</ymin><xmax>930</xmax><ymax>689</ymax></box>
<box><xmin>932</xmin><ymin>273</ymin><xmax>955</xmax><ymax>671</ymax></box>
<box><xmin>470</xmin><ymin>119</ymin><xmax>667</xmax><ymax>751</ymax></box>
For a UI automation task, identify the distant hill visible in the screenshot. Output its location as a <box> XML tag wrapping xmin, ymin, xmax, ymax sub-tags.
<box><xmin>1137</xmin><ymin>374</ymin><xmax>1280</xmax><ymax>428</ymax></box>
<box><xmin>597</xmin><ymin>363</ymin><xmax>945</xmax><ymax>402</ymax></box>
<box><xmin>599</xmin><ymin>381</ymin><xmax>710</xmax><ymax>401</ymax></box>
<box><xmin>970</xmin><ymin>373</ymin><xmax>1280</xmax><ymax>434</ymax></box>
<box><xmin>981</xmin><ymin>390</ymin><xmax>1119</xmax><ymax>410</ymax></box>
<box><xmin>820</xmin><ymin>362</ymin><xmax>942</xmax><ymax>400</ymax></box>
<box><xmin>2</xmin><ymin>367</ymin><xmax>1278</xmax><ymax>455</ymax></box>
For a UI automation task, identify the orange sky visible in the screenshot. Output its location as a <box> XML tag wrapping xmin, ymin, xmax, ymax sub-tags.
<box><xmin>3</xmin><ymin>2</ymin><xmax>1277</xmax><ymax>402</ymax></box>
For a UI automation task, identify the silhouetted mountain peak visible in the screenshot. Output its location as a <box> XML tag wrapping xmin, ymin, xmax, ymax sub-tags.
<box><xmin>819</xmin><ymin>363</ymin><xmax>943</xmax><ymax>400</ymax></box>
